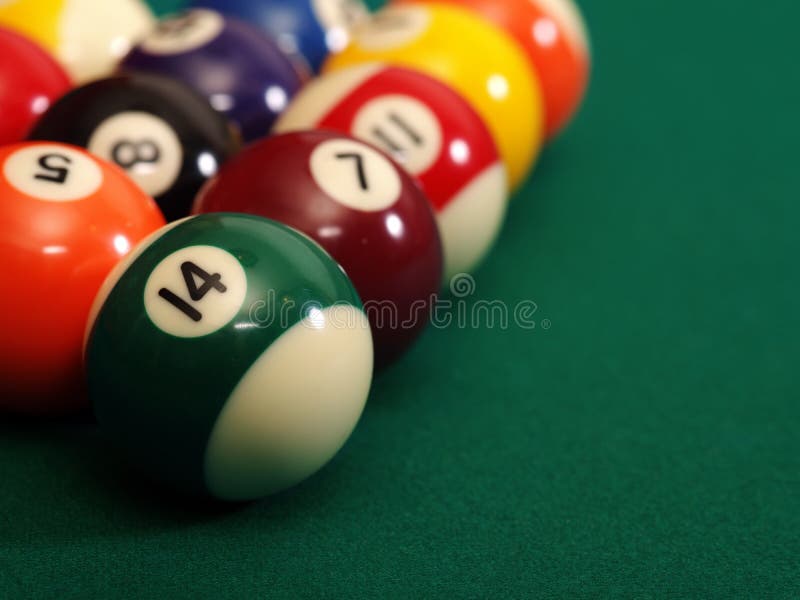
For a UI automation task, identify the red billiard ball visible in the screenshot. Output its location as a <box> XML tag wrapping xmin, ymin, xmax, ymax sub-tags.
<box><xmin>274</xmin><ymin>64</ymin><xmax>508</xmax><ymax>282</ymax></box>
<box><xmin>0</xmin><ymin>27</ymin><xmax>72</xmax><ymax>145</ymax></box>
<box><xmin>193</xmin><ymin>130</ymin><xmax>443</xmax><ymax>367</ymax></box>
<box><xmin>0</xmin><ymin>142</ymin><xmax>165</xmax><ymax>414</ymax></box>
<box><xmin>396</xmin><ymin>0</ymin><xmax>591</xmax><ymax>139</ymax></box>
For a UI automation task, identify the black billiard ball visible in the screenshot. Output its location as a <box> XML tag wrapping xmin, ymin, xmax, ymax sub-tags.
<box><xmin>29</xmin><ymin>72</ymin><xmax>241</xmax><ymax>221</ymax></box>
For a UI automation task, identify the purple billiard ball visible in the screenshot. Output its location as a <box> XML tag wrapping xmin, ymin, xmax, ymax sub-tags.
<box><xmin>120</xmin><ymin>9</ymin><xmax>304</xmax><ymax>141</ymax></box>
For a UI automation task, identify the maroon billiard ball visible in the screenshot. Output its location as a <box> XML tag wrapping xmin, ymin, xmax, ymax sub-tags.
<box><xmin>193</xmin><ymin>130</ymin><xmax>442</xmax><ymax>367</ymax></box>
<box><xmin>274</xmin><ymin>64</ymin><xmax>509</xmax><ymax>282</ymax></box>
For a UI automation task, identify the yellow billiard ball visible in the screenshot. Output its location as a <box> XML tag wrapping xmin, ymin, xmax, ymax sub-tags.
<box><xmin>397</xmin><ymin>0</ymin><xmax>592</xmax><ymax>141</ymax></box>
<box><xmin>322</xmin><ymin>3</ymin><xmax>544</xmax><ymax>191</ymax></box>
<box><xmin>0</xmin><ymin>0</ymin><xmax>155</xmax><ymax>83</ymax></box>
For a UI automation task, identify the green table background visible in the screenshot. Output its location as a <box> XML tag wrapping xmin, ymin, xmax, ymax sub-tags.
<box><xmin>3</xmin><ymin>0</ymin><xmax>800</xmax><ymax>597</ymax></box>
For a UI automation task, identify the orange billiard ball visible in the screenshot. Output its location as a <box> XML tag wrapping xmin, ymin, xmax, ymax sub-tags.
<box><xmin>395</xmin><ymin>0</ymin><xmax>591</xmax><ymax>140</ymax></box>
<box><xmin>0</xmin><ymin>142</ymin><xmax>165</xmax><ymax>415</ymax></box>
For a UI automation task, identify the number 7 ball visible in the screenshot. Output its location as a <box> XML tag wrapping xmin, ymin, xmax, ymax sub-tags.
<box><xmin>193</xmin><ymin>131</ymin><xmax>443</xmax><ymax>367</ymax></box>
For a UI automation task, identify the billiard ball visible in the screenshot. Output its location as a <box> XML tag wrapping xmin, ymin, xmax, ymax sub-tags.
<box><xmin>397</xmin><ymin>0</ymin><xmax>591</xmax><ymax>139</ymax></box>
<box><xmin>188</xmin><ymin>0</ymin><xmax>369</xmax><ymax>73</ymax></box>
<box><xmin>193</xmin><ymin>131</ymin><xmax>442</xmax><ymax>367</ymax></box>
<box><xmin>120</xmin><ymin>9</ymin><xmax>304</xmax><ymax>142</ymax></box>
<box><xmin>274</xmin><ymin>64</ymin><xmax>508</xmax><ymax>282</ymax></box>
<box><xmin>323</xmin><ymin>3</ymin><xmax>544</xmax><ymax>191</ymax></box>
<box><xmin>0</xmin><ymin>0</ymin><xmax>155</xmax><ymax>83</ymax></box>
<box><xmin>0</xmin><ymin>27</ymin><xmax>72</xmax><ymax>145</ymax></box>
<box><xmin>0</xmin><ymin>142</ymin><xmax>165</xmax><ymax>414</ymax></box>
<box><xmin>145</xmin><ymin>0</ymin><xmax>186</xmax><ymax>16</ymax></box>
<box><xmin>29</xmin><ymin>73</ymin><xmax>241</xmax><ymax>222</ymax></box>
<box><xmin>86</xmin><ymin>213</ymin><xmax>373</xmax><ymax>500</ymax></box>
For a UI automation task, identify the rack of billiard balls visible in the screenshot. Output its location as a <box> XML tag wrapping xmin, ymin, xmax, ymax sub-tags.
<box><xmin>0</xmin><ymin>0</ymin><xmax>590</xmax><ymax>502</ymax></box>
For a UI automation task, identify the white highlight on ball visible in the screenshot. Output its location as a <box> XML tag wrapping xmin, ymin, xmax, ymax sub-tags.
<box><xmin>197</xmin><ymin>152</ymin><xmax>219</xmax><ymax>178</ymax></box>
<box><xmin>449</xmin><ymin>139</ymin><xmax>471</xmax><ymax>165</ymax></box>
<box><xmin>113</xmin><ymin>234</ymin><xmax>132</xmax><ymax>256</ymax></box>
<box><xmin>487</xmin><ymin>74</ymin><xmax>510</xmax><ymax>101</ymax></box>
<box><xmin>264</xmin><ymin>86</ymin><xmax>289</xmax><ymax>113</ymax></box>
<box><xmin>531</xmin><ymin>0</ymin><xmax>591</xmax><ymax>55</ymax></box>
<box><xmin>31</xmin><ymin>95</ymin><xmax>51</xmax><ymax>116</ymax></box>
<box><xmin>533</xmin><ymin>18</ymin><xmax>559</xmax><ymax>48</ymax></box>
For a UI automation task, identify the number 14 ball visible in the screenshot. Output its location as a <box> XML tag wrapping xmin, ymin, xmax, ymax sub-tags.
<box><xmin>86</xmin><ymin>214</ymin><xmax>373</xmax><ymax>500</ymax></box>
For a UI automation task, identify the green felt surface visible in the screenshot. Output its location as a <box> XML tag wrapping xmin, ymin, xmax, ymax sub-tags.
<box><xmin>3</xmin><ymin>0</ymin><xmax>800</xmax><ymax>597</ymax></box>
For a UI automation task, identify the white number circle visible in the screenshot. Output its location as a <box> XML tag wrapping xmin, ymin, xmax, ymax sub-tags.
<box><xmin>144</xmin><ymin>245</ymin><xmax>248</xmax><ymax>338</ymax></box>
<box><xmin>352</xmin><ymin>94</ymin><xmax>442</xmax><ymax>176</ymax></box>
<box><xmin>351</xmin><ymin>6</ymin><xmax>429</xmax><ymax>51</ymax></box>
<box><xmin>139</xmin><ymin>9</ymin><xmax>224</xmax><ymax>55</ymax></box>
<box><xmin>310</xmin><ymin>139</ymin><xmax>402</xmax><ymax>212</ymax></box>
<box><xmin>88</xmin><ymin>112</ymin><xmax>183</xmax><ymax>198</ymax></box>
<box><xmin>3</xmin><ymin>144</ymin><xmax>103</xmax><ymax>202</ymax></box>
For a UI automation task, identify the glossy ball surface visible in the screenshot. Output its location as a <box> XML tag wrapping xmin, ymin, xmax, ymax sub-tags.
<box><xmin>145</xmin><ymin>0</ymin><xmax>186</xmax><ymax>16</ymax></box>
<box><xmin>29</xmin><ymin>73</ymin><xmax>241</xmax><ymax>222</ymax></box>
<box><xmin>188</xmin><ymin>0</ymin><xmax>369</xmax><ymax>73</ymax></box>
<box><xmin>86</xmin><ymin>213</ymin><xmax>373</xmax><ymax>501</ymax></box>
<box><xmin>323</xmin><ymin>3</ymin><xmax>544</xmax><ymax>190</ymax></box>
<box><xmin>193</xmin><ymin>131</ymin><xmax>442</xmax><ymax>367</ymax></box>
<box><xmin>275</xmin><ymin>64</ymin><xmax>508</xmax><ymax>281</ymax></box>
<box><xmin>0</xmin><ymin>142</ymin><xmax>165</xmax><ymax>414</ymax></box>
<box><xmin>0</xmin><ymin>0</ymin><xmax>155</xmax><ymax>83</ymax></box>
<box><xmin>398</xmin><ymin>0</ymin><xmax>591</xmax><ymax>139</ymax></box>
<box><xmin>121</xmin><ymin>9</ymin><xmax>304</xmax><ymax>142</ymax></box>
<box><xmin>0</xmin><ymin>27</ymin><xmax>72</xmax><ymax>145</ymax></box>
